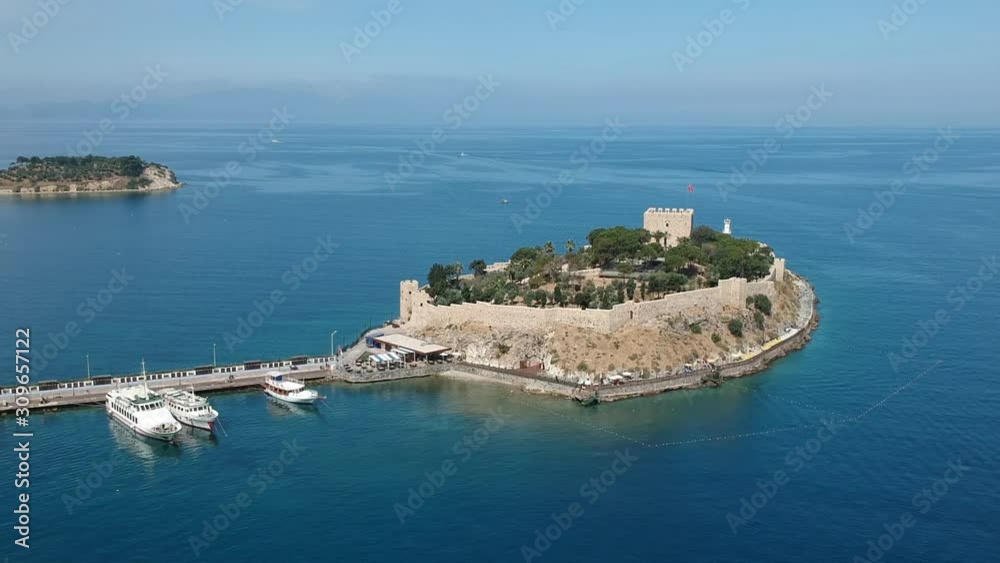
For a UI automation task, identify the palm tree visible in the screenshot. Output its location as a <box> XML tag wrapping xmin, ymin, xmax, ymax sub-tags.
<box><xmin>543</xmin><ymin>241</ymin><xmax>555</xmax><ymax>256</ymax></box>
<box><xmin>565</xmin><ymin>239</ymin><xmax>576</xmax><ymax>254</ymax></box>
<box><xmin>652</xmin><ymin>231</ymin><xmax>667</xmax><ymax>248</ymax></box>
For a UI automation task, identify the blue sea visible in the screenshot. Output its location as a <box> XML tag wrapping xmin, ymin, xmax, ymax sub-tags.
<box><xmin>0</xmin><ymin>122</ymin><xmax>997</xmax><ymax>562</ymax></box>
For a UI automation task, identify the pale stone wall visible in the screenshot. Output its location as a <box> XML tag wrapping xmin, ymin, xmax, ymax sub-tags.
<box><xmin>642</xmin><ymin>207</ymin><xmax>694</xmax><ymax>248</ymax></box>
<box><xmin>718</xmin><ymin>277</ymin><xmax>747</xmax><ymax>307</ymax></box>
<box><xmin>746</xmin><ymin>280</ymin><xmax>777</xmax><ymax>300</ymax></box>
<box><xmin>773</xmin><ymin>258</ymin><xmax>786</xmax><ymax>283</ymax></box>
<box><xmin>401</xmin><ymin>275</ymin><xmax>779</xmax><ymax>335</ymax></box>
<box><xmin>400</xmin><ymin>280</ymin><xmax>420</xmax><ymax>323</ymax></box>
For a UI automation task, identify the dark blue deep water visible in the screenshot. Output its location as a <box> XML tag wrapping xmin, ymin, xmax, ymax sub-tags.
<box><xmin>0</xmin><ymin>123</ymin><xmax>997</xmax><ymax>562</ymax></box>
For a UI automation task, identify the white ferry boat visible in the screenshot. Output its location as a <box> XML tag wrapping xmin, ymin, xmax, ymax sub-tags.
<box><xmin>106</xmin><ymin>384</ymin><xmax>182</xmax><ymax>441</ymax></box>
<box><xmin>263</xmin><ymin>371</ymin><xmax>321</xmax><ymax>404</ymax></box>
<box><xmin>161</xmin><ymin>388</ymin><xmax>219</xmax><ymax>431</ymax></box>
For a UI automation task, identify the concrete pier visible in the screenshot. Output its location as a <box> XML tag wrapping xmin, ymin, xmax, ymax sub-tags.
<box><xmin>1</xmin><ymin>364</ymin><xmax>332</xmax><ymax>413</ymax></box>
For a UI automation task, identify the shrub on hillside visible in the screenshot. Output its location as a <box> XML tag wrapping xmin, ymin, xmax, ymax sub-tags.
<box><xmin>728</xmin><ymin>318</ymin><xmax>744</xmax><ymax>337</ymax></box>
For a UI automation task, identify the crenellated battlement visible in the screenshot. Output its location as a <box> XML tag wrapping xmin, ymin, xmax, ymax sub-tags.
<box><xmin>644</xmin><ymin>207</ymin><xmax>695</xmax><ymax>214</ymax></box>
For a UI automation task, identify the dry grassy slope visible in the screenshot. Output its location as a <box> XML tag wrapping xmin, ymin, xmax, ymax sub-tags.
<box><xmin>415</xmin><ymin>279</ymin><xmax>803</xmax><ymax>377</ymax></box>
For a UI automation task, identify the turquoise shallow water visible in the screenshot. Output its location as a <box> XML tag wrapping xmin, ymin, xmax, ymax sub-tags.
<box><xmin>0</xmin><ymin>123</ymin><xmax>998</xmax><ymax>562</ymax></box>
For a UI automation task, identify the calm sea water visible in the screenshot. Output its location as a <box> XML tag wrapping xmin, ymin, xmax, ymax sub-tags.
<box><xmin>0</xmin><ymin>123</ymin><xmax>998</xmax><ymax>562</ymax></box>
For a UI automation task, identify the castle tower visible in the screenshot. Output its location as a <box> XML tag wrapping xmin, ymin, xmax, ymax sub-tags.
<box><xmin>773</xmin><ymin>258</ymin><xmax>786</xmax><ymax>283</ymax></box>
<box><xmin>400</xmin><ymin>280</ymin><xmax>419</xmax><ymax>322</ymax></box>
<box><xmin>723</xmin><ymin>218</ymin><xmax>732</xmax><ymax>235</ymax></box>
<box><xmin>642</xmin><ymin>208</ymin><xmax>694</xmax><ymax>248</ymax></box>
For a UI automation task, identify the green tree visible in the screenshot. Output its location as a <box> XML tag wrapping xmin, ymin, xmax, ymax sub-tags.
<box><xmin>751</xmin><ymin>294</ymin><xmax>772</xmax><ymax>316</ymax></box>
<box><xmin>427</xmin><ymin>263</ymin><xmax>451</xmax><ymax>296</ymax></box>
<box><xmin>728</xmin><ymin>318</ymin><xmax>744</xmax><ymax>337</ymax></box>
<box><xmin>565</xmin><ymin>239</ymin><xmax>576</xmax><ymax>254</ymax></box>
<box><xmin>586</xmin><ymin>226</ymin><xmax>650</xmax><ymax>266</ymax></box>
<box><xmin>690</xmin><ymin>225</ymin><xmax>720</xmax><ymax>245</ymax></box>
<box><xmin>710</xmin><ymin>237</ymin><xmax>773</xmax><ymax>280</ymax></box>
<box><xmin>469</xmin><ymin>259</ymin><xmax>487</xmax><ymax>277</ymax></box>
<box><xmin>626</xmin><ymin>278</ymin><xmax>636</xmax><ymax>300</ymax></box>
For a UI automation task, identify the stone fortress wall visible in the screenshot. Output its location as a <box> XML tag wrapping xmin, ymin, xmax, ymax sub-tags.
<box><xmin>399</xmin><ymin>209</ymin><xmax>787</xmax><ymax>335</ymax></box>
<box><xmin>400</xmin><ymin>263</ymin><xmax>785</xmax><ymax>335</ymax></box>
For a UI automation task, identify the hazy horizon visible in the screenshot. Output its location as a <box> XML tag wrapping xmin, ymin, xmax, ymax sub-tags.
<box><xmin>3</xmin><ymin>0</ymin><xmax>998</xmax><ymax>127</ymax></box>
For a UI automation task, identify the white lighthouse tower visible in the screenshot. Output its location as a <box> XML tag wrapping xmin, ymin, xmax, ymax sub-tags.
<box><xmin>723</xmin><ymin>217</ymin><xmax>732</xmax><ymax>235</ymax></box>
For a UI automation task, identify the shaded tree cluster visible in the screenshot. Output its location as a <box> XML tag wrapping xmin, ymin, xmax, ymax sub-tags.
<box><xmin>2</xmin><ymin>155</ymin><xmax>157</xmax><ymax>185</ymax></box>
<box><xmin>422</xmin><ymin>224</ymin><xmax>775</xmax><ymax>309</ymax></box>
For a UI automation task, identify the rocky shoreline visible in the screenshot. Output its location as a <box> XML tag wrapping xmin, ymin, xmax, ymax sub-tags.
<box><xmin>411</xmin><ymin>273</ymin><xmax>818</xmax><ymax>401</ymax></box>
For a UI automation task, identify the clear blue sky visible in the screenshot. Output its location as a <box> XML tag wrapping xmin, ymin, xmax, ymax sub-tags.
<box><xmin>2</xmin><ymin>0</ymin><xmax>997</xmax><ymax>125</ymax></box>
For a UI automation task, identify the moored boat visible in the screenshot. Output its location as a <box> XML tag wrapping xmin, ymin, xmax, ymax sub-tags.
<box><xmin>161</xmin><ymin>388</ymin><xmax>219</xmax><ymax>431</ymax></box>
<box><xmin>263</xmin><ymin>371</ymin><xmax>321</xmax><ymax>404</ymax></box>
<box><xmin>106</xmin><ymin>384</ymin><xmax>182</xmax><ymax>441</ymax></box>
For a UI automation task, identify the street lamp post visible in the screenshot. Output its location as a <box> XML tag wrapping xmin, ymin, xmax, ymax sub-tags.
<box><xmin>330</xmin><ymin>330</ymin><xmax>338</xmax><ymax>358</ymax></box>
<box><xmin>213</xmin><ymin>343</ymin><xmax>217</xmax><ymax>367</ymax></box>
<box><xmin>86</xmin><ymin>354</ymin><xmax>91</xmax><ymax>378</ymax></box>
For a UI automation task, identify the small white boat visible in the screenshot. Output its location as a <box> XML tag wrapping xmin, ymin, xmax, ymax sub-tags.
<box><xmin>106</xmin><ymin>384</ymin><xmax>182</xmax><ymax>441</ymax></box>
<box><xmin>161</xmin><ymin>388</ymin><xmax>219</xmax><ymax>431</ymax></box>
<box><xmin>263</xmin><ymin>371</ymin><xmax>321</xmax><ymax>404</ymax></box>
<box><xmin>459</xmin><ymin>151</ymin><xmax>466</xmax><ymax>157</ymax></box>
<box><xmin>272</xmin><ymin>139</ymin><xmax>281</xmax><ymax>144</ymax></box>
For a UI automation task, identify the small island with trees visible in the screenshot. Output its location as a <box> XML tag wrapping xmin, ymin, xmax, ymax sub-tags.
<box><xmin>0</xmin><ymin>156</ymin><xmax>182</xmax><ymax>196</ymax></box>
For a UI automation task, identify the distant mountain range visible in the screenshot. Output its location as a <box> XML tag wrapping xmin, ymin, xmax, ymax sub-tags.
<box><xmin>0</xmin><ymin>79</ymin><xmax>526</xmax><ymax>124</ymax></box>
